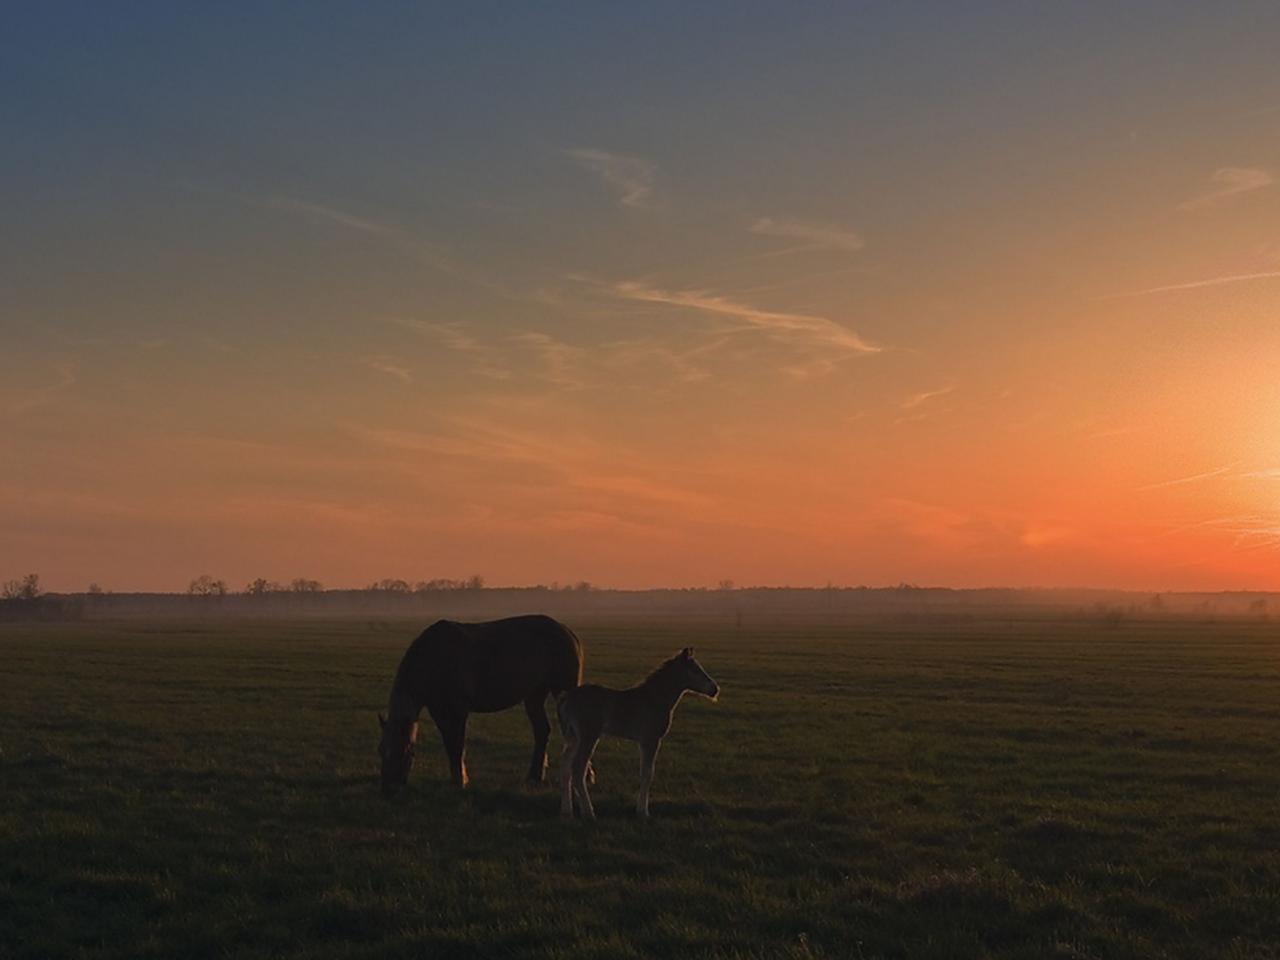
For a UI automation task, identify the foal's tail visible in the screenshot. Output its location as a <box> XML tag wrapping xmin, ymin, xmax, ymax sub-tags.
<box><xmin>554</xmin><ymin>691</ymin><xmax>595</xmax><ymax>786</ymax></box>
<box><xmin>554</xmin><ymin>691</ymin><xmax>575</xmax><ymax>741</ymax></box>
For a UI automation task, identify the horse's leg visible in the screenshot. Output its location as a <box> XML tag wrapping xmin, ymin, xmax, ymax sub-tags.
<box><xmin>559</xmin><ymin>737</ymin><xmax>577</xmax><ymax>817</ymax></box>
<box><xmin>574</xmin><ymin>736</ymin><xmax>599</xmax><ymax>820</ymax></box>
<box><xmin>524</xmin><ymin>688</ymin><xmax>551</xmax><ymax>784</ymax></box>
<box><xmin>636</xmin><ymin>737</ymin><xmax>662</xmax><ymax>819</ymax></box>
<box><xmin>435</xmin><ymin>710</ymin><xmax>469</xmax><ymax>788</ymax></box>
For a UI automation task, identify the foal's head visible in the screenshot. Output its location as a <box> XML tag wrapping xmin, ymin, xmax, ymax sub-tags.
<box><xmin>378</xmin><ymin>713</ymin><xmax>419</xmax><ymax>797</ymax></box>
<box><xmin>670</xmin><ymin>647</ymin><xmax>720</xmax><ymax>700</ymax></box>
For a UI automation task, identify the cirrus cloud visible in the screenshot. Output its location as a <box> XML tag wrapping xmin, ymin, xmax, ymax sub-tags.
<box><xmin>611</xmin><ymin>281</ymin><xmax>881</xmax><ymax>357</ymax></box>
<box><xmin>749</xmin><ymin>217</ymin><xmax>865</xmax><ymax>253</ymax></box>
<box><xmin>1178</xmin><ymin>167</ymin><xmax>1273</xmax><ymax>211</ymax></box>
<box><xmin>565</xmin><ymin>148</ymin><xmax>654</xmax><ymax>208</ymax></box>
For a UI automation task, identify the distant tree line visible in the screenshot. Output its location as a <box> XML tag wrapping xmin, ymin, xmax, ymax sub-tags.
<box><xmin>0</xmin><ymin>574</ymin><xmax>77</xmax><ymax>621</ymax></box>
<box><xmin>186</xmin><ymin>576</ymin><xmax>326</xmax><ymax>596</ymax></box>
<box><xmin>2</xmin><ymin>573</ymin><xmax>41</xmax><ymax>601</ymax></box>
<box><xmin>368</xmin><ymin>576</ymin><xmax>486</xmax><ymax>593</ymax></box>
<box><xmin>183</xmin><ymin>574</ymin><xmax>501</xmax><ymax>596</ymax></box>
<box><xmin>187</xmin><ymin>575</ymin><xmax>228</xmax><ymax>597</ymax></box>
<box><xmin>174</xmin><ymin>574</ymin><xmax>616</xmax><ymax>596</ymax></box>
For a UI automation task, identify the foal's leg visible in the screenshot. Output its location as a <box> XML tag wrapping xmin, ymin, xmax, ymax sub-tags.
<box><xmin>559</xmin><ymin>737</ymin><xmax>577</xmax><ymax>816</ymax></box>
<box><xmin>636</xmin><ymin>737</ymin><xmax>662</xmax><ymax>818</ymax></box>
<box><xmin>524</xmin><ymin>689</ymin><xmax>551</xmax><ymax>784</ymax></box>
<box><xmin>573</xmin><ymin>736</ymin><xmax>600</xmax><ymax>820</ymax></box>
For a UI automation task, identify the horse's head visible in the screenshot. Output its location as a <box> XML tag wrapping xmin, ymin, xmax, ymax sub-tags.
<box><xmin>675</xmin><ymin>647</ymin><xmax>720</xmax><ymax>700</ymax></box>
<box><xmin>378</xmin><ymin>713</ymin><xmax>419</xmax><ymax>797</ymax></box>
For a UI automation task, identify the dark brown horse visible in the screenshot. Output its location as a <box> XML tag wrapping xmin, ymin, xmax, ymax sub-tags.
<box><xmin>378</xmin><ymin>614</ymin><xmax>584</xmax><ymax>796</ymax></box>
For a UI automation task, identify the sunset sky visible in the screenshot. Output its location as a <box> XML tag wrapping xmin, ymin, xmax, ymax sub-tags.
<box><xmin>4</xmin><ymin>4</ymin><xmax>1280</xmax><ymax>592</ymax></box>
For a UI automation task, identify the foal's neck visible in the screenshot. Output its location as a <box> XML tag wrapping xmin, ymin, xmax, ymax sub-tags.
<box><xmin>641</xmin><ymin>664</ymin><xmax>689</xmax><ymax>709</ymax></box>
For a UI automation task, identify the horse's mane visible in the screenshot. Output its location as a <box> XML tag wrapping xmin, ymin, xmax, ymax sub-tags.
<box><xmin>386</xmin><ymin>643</ymin><xmax>423</xmax><ymax>723</ymax></box>
<box><xmin>387</xmin><ymin>677</ymin><xmax>417</xmax><ymax>724</ymax></box>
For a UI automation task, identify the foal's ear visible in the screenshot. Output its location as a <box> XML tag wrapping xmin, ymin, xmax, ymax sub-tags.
<box><xmin>682</xmin><ymin>647</ymin><xmax>694</xmax><ymax>659</ymax></box>
<box><xmin>378</xmin><ymin>713</ymin><xmax>387</xmax><ymax>729</ymax></box>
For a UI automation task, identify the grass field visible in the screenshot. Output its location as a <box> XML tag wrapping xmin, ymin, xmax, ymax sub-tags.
<box><xmin>2</xmin><ymin>616</ymin><xmax>1279</xmax><ymax>959</ymax></box>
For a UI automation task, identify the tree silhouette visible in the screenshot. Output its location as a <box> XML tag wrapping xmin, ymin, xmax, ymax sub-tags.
<box><xmin>1</xmin><ymin>573</ymin><xmax>41</xmax><ymax>601</ymax></box>
<box><xmin>188</xmin><ymin>575</ymin><xmax>228</xmax><ymax>597</ymax></box>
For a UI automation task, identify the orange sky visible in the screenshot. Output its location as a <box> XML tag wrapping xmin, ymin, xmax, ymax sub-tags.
<box><xmin>4</xmin><ymin>6</ymin><xmax>1279</xmax><ymax>592</ymax></box>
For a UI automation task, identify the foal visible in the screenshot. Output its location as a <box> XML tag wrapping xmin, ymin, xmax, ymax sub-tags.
<box><xmin>559</xmin><ymin>648</ymin><xmax>719</xmax><ymax>819</ymax></box>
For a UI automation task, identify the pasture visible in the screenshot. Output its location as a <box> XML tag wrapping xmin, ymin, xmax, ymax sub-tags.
<box><xmin>2</xmin><ymin>616</ymin><xmax>1279</xmax><ymax>959</ymax></box>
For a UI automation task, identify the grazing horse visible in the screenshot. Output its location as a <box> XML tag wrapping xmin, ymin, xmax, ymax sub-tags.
<box><xmin>378</xmin><ymin>615</ymin><xmax>584</xmax><ymax>796</ymax></box>
<box><xmin>559</xmin><ymin>647</ymin><xmax>719</xmax><ymax>819</ymax></box>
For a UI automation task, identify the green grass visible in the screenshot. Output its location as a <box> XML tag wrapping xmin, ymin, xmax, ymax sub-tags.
<box><xmin>2</xmin><ymin>617</ymin><xmax>1279</xmax><ymax>959</ymax></box>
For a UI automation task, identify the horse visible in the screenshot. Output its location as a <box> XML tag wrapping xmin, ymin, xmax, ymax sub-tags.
<box><xmin>378</xmin><ymin>614</ymin><xmax>584</xmax><ymax>796</ymax></box>
<box><xmin>558</xmin><ymin>647</ymin><xmax>719</xmax><ymax>819</ymax></box>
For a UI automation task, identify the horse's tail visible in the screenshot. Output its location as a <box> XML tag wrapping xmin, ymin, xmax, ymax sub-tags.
<box><xmin>559</xmin><ymin>621</ymin><xmax>585</xmax><ymax>688</ymax></box>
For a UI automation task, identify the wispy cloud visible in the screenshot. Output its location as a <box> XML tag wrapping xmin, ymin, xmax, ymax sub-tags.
<box><xmin>879</xmin><ymin>498</ymin><xmax>979</xmax><ymax>549</ymax></box>
<box><xmin>1020</xmin><ymin>523</ymin><xmax>1075</xmax><ymax>548</ymax></box>
<box><xmin>749</xmin><ymin>217</ymin><xmax>865</xmax><ymax>254</ymax></box>
<box><xmin>389</xmin><ymin>318</ymin><xmax>511</xmax><ymax>380</ymax></box>
<box><xmin>362</xmin><ymin>356</ymin><xmax>411</xmax><ymax>383</ymax></box>
<box><xmin>610</xmin><ymin>281</ymin><xmax>881</xmax><ymax>357</ymax></box>
<box><xmin>341</xmin><ymin>417</ymin><xmax>713</xmax><ymax>514</ymax></box>
<box><xmin>7</xmin><ymin>363</ymin><xmax>76</xmax><ymax>416</ymax></box>
<box><xmin>512</xmin><ymin>330</ymin><xmax>718</xmax><ymax>390</ymax></box>
<box><xmin>892</xmin><ymin>385</ymin><xmax>956</xmax><ymax>424</ymax></box>
<box><xmin>571</xmin><ymin>474</ymin><xmax>714</xmax><ymax>510</ymax></box>
<box><xmin>269</xmin><ymin>196</ymin><xmax>515</xmax><ymax>299</ymax></box>
<box><xmin>1253</xmin><ymin>241</ymin><xmax>1280</xmax><ymax>265</ymax></box>
<box><xmin>511</xmin><ymin>332</ymin><xmax>587</xmax><ymax>389</ymax></box>
<box><xmin>392</xmin><ymin>316</ymin><xmax>721</xmax><ymax>390</ymax></box>
<box><xmin>270</xmin><ymin>196</ymin><xmax>459</xmax><ymax>274</ymax></box>
<box><xmin>565</xmin><ymin>148</ymin><xmax>654</xmax><ymax>208</ymax></box>
<box><xmin>1137</xmin><ymin>462</ymin><xmax>1241</xmax><ymax>491</ymax></box>
<box><xmin>901</xmin><ymin>385</ymin><xmax>955</xmax><ymax>410</ymax></box>
<box><xmin>269</xmin><ymin>197</ymin><xmax>404</xmax><ymax>238</ymax></box>
<box><xmin>338</xmin><ymin>419</ymin><xmax>600</xmax><ymax>476</ymax></box>
<box><xmin>1105</xmin><ymin>270</ymin><xmax>1280</xmax><ymax>298</ymax></box>
<box><xmin>1178</xmin><ymin>166</ymin><xmax>1273</xmax><ymax>211</ymax></box>
<box><xmin>391</xmin><ymin>318</ymin><xmax>475</xmax><ymax>350</ymax></box>
<box><xmin>738</xmin><ymin>262</ymin><xmax>879</xmax><ymax>293</ymax></box>
<box><xmin>1173</xmin><ymin>513</ymin><xmax>1280</xmax><ymax>553</ymax></box>
<box><xmin>601</xmin><ymin>337</ymin><xmax>722</xmax><ymax>384</ymax></box>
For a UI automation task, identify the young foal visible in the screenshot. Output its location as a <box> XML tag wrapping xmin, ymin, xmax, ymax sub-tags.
<box><xmin>559</xmin><ymin>648</ymin><xmax>719</xmax><ymax>819</ymax></box>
